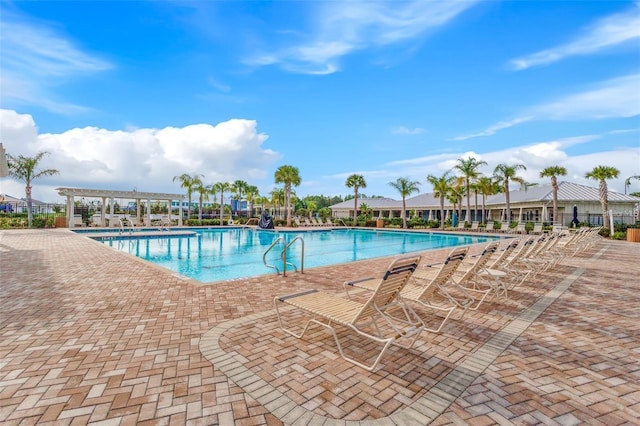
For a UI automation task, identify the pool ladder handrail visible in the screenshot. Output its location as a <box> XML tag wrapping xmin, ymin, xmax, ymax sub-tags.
<box><xmin>262</xmin><ymin>236</ymin><xmax>305</xmax><ymax>276</ymax></box>
<box><xmin>118</xmin><ymin>218</ymin><xmax>134</xmax><ymax>235</ymax></box>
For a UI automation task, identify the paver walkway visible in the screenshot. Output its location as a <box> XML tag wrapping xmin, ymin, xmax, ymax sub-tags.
<box><xmin>1</xmin><ymin>229</ymin><xmax>639</xmax><ymax>425</ymax></box>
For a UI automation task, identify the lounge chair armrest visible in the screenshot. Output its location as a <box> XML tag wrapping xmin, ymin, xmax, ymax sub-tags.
<box><xmin>276</xmin><ymin>289</ymin><xmax>318</xmax><ymax>302</ymax></box>
<box><xmin>344</xmin><ymin>277</ymin><xmax>376</xmax><ymax>286</ymax></box>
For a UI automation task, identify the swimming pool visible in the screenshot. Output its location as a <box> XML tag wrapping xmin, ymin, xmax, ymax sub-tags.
<box><xmin>100</xmin><ymin>228</ymin><xmax>501</xmax><ymax>283</ymax></box>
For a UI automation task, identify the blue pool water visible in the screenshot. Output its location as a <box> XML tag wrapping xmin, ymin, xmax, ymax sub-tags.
<box><xmin>99</xmin><ymin>228</ymin><xmax>500</xmax><ymax>283</ymax></box>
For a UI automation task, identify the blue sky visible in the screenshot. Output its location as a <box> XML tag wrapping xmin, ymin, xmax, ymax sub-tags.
<box><xmin>1</xmin><ymin>0</ymin><xmax>639</xmax><ymax>203</ymax></box>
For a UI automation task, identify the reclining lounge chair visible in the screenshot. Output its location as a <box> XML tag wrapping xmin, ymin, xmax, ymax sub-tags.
<box><xmin>345</xmin><ymin>247</ymin><xmax>471</xmax><ymax>333</ymax></box>
<box><xmin>275</xmin><ymin>255</ymin><xmax>424</xmax><ymax>371</ymax></box>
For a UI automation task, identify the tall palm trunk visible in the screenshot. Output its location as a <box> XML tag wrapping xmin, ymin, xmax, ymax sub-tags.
<box><xmin>551</xmin><ymin>176</ymin><xmax>558</xmax><ymax>224</ymax></box>
<box><xmin>220</xmin><ymin>193</ymin><xmax>224</xmax><ymax>225</ymax></box>
<box><xmin>402</xmin><ymin>198</ymin><xmax>407</xmax><ymax>228</ymax></box>
<box><xmin>481</xmin><ymin>195</ymin><xmax>486</xmax><ymax>224</ymax></box>
<box><xmin>504</xmin><ymin>183</ymin><xmax>511</xmax><ymax>222</ymax></box>
<box><xmin>599</xmin><ymin>180</ymin><xmax>609</xmax><ymax>226</ymax></box>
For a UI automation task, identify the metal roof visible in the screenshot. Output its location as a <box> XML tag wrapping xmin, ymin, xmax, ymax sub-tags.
<box><xmin>330</xmin><ymin>197</ymin><xmax>401</xmax><ymax>209</ymax></box>
<box><xmin>329</xmin><ymin>181</ymin><xmax>640</xmax><ymax>210</ymax></box>
<box><xmin>405</xmin><ymin>193</ymin><xmax>454</xmax><ymax>208</ymax></box>
<box><xmin>1</xmin><ymin>193</ymin><xmax>47</xmax><ymax>205</ymax></box>
<box><xmin>486</xmin><ymin>181</ymin><xmax>640</xmax><ymax>204</ymax></box>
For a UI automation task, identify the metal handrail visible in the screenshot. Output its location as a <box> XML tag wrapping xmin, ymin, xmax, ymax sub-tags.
<box><xmin>282</xmin><ymin>236</ymin><xmax>304</xmax><ymax>277</ymax></box>
<box><xmin>263</xmin><ymin>237</ymin><xmax>284</xmax><ymax>274</ymax></box>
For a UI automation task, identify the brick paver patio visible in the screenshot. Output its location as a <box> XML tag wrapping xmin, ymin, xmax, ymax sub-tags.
<box><xmin>1</xmin><ymin>228</ymin><xmax>638</xmax><ymax>425</ymax></box>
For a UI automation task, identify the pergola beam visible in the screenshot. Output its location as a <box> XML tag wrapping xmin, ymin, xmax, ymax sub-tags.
<box><xmin>56</xmin><ymin>187</ymin><xmax>185</xmax><ymax>227</ymax></box>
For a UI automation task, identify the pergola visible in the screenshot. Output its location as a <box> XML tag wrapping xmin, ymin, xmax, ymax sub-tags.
<box><xmin>56</xmin><ymin>187</ymin><xmax>185</xmax><ymax>227</ymax></box>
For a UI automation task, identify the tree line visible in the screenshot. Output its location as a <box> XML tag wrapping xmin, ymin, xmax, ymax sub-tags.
<box><xmin>4</xmin><ymin>150</ymin><xmax>628</xmax><ymax>231</ymax></box>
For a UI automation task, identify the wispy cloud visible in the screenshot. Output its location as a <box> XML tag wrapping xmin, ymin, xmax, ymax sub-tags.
<box><xmin>509</xmin><ymin>4</ymin><xmax>640</xmax><ymax>70</ymax></box>
<box><xmin>531</xmin><ymin>73</ymin><xmax>640</xmax><ymax>119</ymax></box>
<box><xmin>207</xmin><ymin>76</ymin><xmax>231</xmax><ymax>93</ymax></box>
<box><xmin>452</xmin><ymin>116</ymin><xmax>534</xmax><ymax>141</ymax></box>
<box><xmin>245</xmin><ymin>0</ymin><xmax>478</xmax><ymax>74</ymax></box>
<box><xmin>374</xmin><ymin>133</ymin><xmax>639</xmax><ymax>195</ymax></box>
<box><xmin>453</xmin><ymin>73</ymin><xmax>640</xmax><ymax>141</ymax></box>
<box><xmin>392</xmin><ymin>126</ymin><xmax>425</xmax><ymax>135</ymax></box>
<box><xmin>0</xmin><ymin>8</ymin><xmax>112</xmax><ymax>113</ymax></box>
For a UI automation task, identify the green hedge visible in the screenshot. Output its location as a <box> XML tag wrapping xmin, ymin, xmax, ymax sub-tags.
<box><xmin>0</xmin><ymin>215</ymin><xmax>56</xmax><ymax>229</ymax></box>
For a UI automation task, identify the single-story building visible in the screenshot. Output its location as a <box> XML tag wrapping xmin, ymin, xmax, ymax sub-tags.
<box><xmin>330</xmin><ymin>181</ymin><xmax>640</xmax><ymax>226</ymax></box>
<box><xmin>0</xmin><ymin>193</ymin><xmax>55</xmax><ymax>214</ymax></box>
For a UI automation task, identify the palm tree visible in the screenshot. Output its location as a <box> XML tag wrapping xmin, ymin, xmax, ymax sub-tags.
<box><xmin>231</xmin><ymin>180</ymin><xmax>249</xmax><ymax>215</ymax></box>
<box><xmin>214</xmin><ymin>182</ymin><xmax>231</xmax><ymax>225</ymax></box>
<box><xmin>208</xmin><ymin>184</ymin><xmax>218</xmax><ymax>217</ymax></box>
<box><xmin>194</xmin><ymin>182</ymin><xmax>211</xmax><ymax>224</ymax></box>
<box><xmin>388</xmin><ymin>177</ymin><xmax>421</xmax><ymax>228</ymax></box>
<box><xmin>427</xmin><ymin>171</ymin><xmax>454</xmax><ymax>229</ymax></box>
<box><xmin>245</xmin><ymin>185</ymin><xmax>259</xmax><ymax>218</ymax></box>
<box><xmin>7</xmin><ymin>151</ymin><xmax>59</xmax><ymax>227</ymax></box>
<box><xmin>359</xmin><ymin>203</ymin><xmax>373</xmax><ymax>218</ymax></box>
<box><xmin>345</xmin><ymin>174</ymin><xmax>367</xmax><ymax>221</ymax></box>
<box><xmin>257</xmin><ymin>195</ymin><xmax>269</xmax><ymax>214</ymax></box>
<box><xmin>476</xmin><ymin>176</ymin><xmax>498</xmax><ymax>223</ymax></box>
<box><xmin>454</xmin><ymin>157</ymin><xmax>487</xmax><ymax>222</ymax></box>
<box><xmin>274</xmin><ymin>165</ymin><xmax>301</xmax><ymax>227</ymax></box>
<box><xmin>585</xmin><ymin>165</ymin><xmax>620</xmax><ymax>231</ymax></box>
<box><xmin>448</xmin><ymin>185</ymin><xmax>464</xmax><ymax>223</ymax></box>
<box><xmin>306</xmin><ymin>200</ymin><xmax>318</xmax><ymax>219</ymax></box>
<box><xmin>270</xmin><ymin>188</ymin><xmax>285</xmax><ymax>219</ymax></box>
<box><xmin>540</xmin><ymin>166</ymin><xmax>567</xmax><ymax>224</ymax></box>
<box><xmin>470</xmin><ymin>181</ymin><xmax>480</xmax><ymax>222</ymax></box>
<box><xmin>173</xmin><ymin>173</ymin><xmax>203</xmax><ymax>220</ymax></box>
<box><xmin>493</xmin><ymin>163</ymin><xmax>527</xmax><ymax>222</ymax></box>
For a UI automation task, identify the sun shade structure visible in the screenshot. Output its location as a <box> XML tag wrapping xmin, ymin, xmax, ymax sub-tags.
<box><xmin>56</xmin><ymin>187</ymin><xmax>186</xmax><ymax>228</ymax></box>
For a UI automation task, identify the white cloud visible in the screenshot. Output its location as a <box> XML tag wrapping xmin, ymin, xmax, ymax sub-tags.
<box><xmin>392</xmin><ymin>126</ymin><xmax>425</xmax><ymax>135</ymax></box>
<box><xmin>452</xmin><ymin>116</ymin><xmax>534</xmax><ymax>141</ymax></box>
<box><xmin>531</xmin><ymin>74</ymin><xmax>640</xmax><ymax>120</ymax></box>
<box><xmin>1</xmin><ymin>109</ymin><xmax>281</xmax><ymax>202</ymax></box>
<box><xmin>0</xmin><ymin>9</ymin><xmax>112</xmax><ymax>113</ymax></box>
<box><xmin>245</xmin><ymin>0</ymin><xmax>478</xmax><ymax>74</ymax></box>
<box><xmin>509</xmin><ymin>4</ymin><xmax>640</xmax><ymax>70</ymax></box>
<box><xmin>341</xmin><ymin>133</ymin><xmax>639</xmax><ymax>197</ymax></box>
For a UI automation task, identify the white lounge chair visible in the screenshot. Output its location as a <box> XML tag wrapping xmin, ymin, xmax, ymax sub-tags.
<box><xmin>346</xmin><ymin>247</ymin><xmax>472</xmax><ymax>332</ymax></box>
<box><xmin>275</xmin><ymin>255</ymin><xmax>423</xmax><ymax>371</ymax></box>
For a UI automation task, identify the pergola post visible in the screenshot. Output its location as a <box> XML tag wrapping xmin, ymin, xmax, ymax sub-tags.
<box><xmin>166</xmin><ymin>199</ymin><xmax>172</xmax><ymax>229</ymax></box>
<box><xmin>101</xmin><ymin>197</ymin><xmax>107</xmax><ymax>227</ymax></box>
<box><xmin>66</xmin><ymin>195</ymin><xmax>73</xmax><ymax>227</ymax></box>
<box><xmin>110</xmin><ymin>198</ymin><xmax>116</xmax><ymax>227</ymax></box>
<box><xmin>146</xmin><ymin>198</ymin><xmax>151</xmax><ymax>226</ymax></box>
<box><xmin>179</xmin><ymin>201</ymin><xmax>183</xmax><ymax>226</ymax></box>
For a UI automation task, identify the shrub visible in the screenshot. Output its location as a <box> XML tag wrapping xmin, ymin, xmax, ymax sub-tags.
<box><xmin>407</xmin><ymin>217</ymin><xmax>426</xmax><ymax>228</ymax></box>
<box><xmin>612</xmin><ymin>231</ymin><xmax>626</xmax><ymax>240</ymax></box>
<box><xmin>389</xmin><ymin>217</ymin><xmax>404</xmax><ymax>227</ymax></box>
<box><xmin>31</xmin><ymin>216</ymin><xmax>47</xmax><ymax>228</ymax></box>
